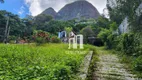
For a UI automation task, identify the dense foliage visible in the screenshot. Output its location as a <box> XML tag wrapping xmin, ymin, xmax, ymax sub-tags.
<box><xmin>98</xmin><ymin>22</ymin><xmax>118</xmax><ymax>49</ymax></box>
<box><xmin>0</xmin><ymin>11</ymin><xmax>33</xmax><ymax>42</ymax></box>
<box><xmin>81</xmin><ymin>26</ymin><xmax>95</xmax><ymax>43</ymax></box>
<box><xmin>0</xmin><ymin>10</ymin><xmax>98</xmax><ymax>43</ymax></box>
<box><xmin>0</xmin><ymin>44</ymin><xmax>95</xmax><ymax>80</ymax></box>
<box><xmin>107</xmin><ymin>0</ymin><xmax>142</xmax><ymax>32</ymax></box>
<box><xmin>105</xmin><ymin>0</ymin><xmax>142</xmax><ymax>76</ymax></box>
<box><xmin>33</xmin><ymin>30</ymin><xmax>61</xmax><ymax>45</ymax></box>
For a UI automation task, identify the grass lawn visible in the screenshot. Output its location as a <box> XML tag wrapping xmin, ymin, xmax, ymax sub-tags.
<box><xmin>0</xmin><ymin>43</ymin><xmax>95</xmax><ymax>80</ymax></box>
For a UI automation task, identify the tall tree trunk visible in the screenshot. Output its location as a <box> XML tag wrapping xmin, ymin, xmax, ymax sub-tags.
<box><xmin>3</xmin><ymin>17</ymin><xmax>9</xmax><ymax>43</ymax></box>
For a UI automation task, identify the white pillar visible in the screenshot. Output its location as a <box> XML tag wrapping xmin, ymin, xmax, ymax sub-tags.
<box><xmin>76</xmin><ymin>35</ymin><xmax>84</xmax><ymax>49</ymax></box>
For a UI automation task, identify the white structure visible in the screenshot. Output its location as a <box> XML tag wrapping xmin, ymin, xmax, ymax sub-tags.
<box><xmin>118</xmin><ymin>17</ymin><xmax>129</xmax><ymax>34</ymax></box>
<box><xmin>136</xmin><ymin>3</ymin><xmax>142</xmax><ymax>17</ymax></box>
<box><xmin>68</xmin><ymin>34</ymin><xmax>84</xmax><ymax>49</ymax></box>
<box><xmin>118</xmin><ymin>3</ymin><xmax>142</xmax><ymax>34</ymax></box>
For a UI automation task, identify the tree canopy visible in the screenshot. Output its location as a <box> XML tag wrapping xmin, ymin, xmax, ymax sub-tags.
<box><xmin>107</xmin><ymin>0</ymin><xmax>142</xmax><ymax>32</ymax></box>
<box><xmin>0</xmin><ymin>10</ymin><xmax>33</xmax><ymax>41</ymax></box>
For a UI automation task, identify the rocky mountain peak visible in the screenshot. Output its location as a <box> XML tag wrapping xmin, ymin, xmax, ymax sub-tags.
<box><xmin>41</xmin><ymin>7</ymin><xmax>57</xmax><ymax>18</ymax></box>
<box><xmin>40</xmin><ymin>1</ymin><xmax>100</xmax><ymax>20</ymax></box>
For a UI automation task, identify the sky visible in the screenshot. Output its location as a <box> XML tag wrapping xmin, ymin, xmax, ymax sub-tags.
<box><xmin>0</xmin><ymin>0</ymin><xmax>107</xmax><ymax>18</ymax></box>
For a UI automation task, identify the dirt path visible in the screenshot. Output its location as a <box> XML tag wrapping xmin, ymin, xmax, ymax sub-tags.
<box><xmin>93</xmin><ymin>48</ymin><xmax>141</xmax><ymax>80</ymax></box>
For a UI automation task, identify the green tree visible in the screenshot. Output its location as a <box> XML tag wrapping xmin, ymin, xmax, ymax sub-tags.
<box><xmin>43</xmin><ymin>20</ymin><xmax>66</xmax><ymax>34</ymax></box>
<box><xmin>98</xmin><ymin>22</ymin><xmax>118</xmax><ymax>49</ymax></box>
<box><xmin>65</xmin><ymin>27</ymin><xmax>72</xmax><ymax>37</ymax></box>
<box><xmin>21</xmin><ymin>17</ymin><xmax>34</xmax><ymax>38</ymax></box>
<box><xmin>107</xmin><ymin>0</ymin><xmax>142</xmax><ymax>32</ymax></box>
<box><xmin>80</xmin><ymin>26</ymin><xmax>95</xmax><ymax>43</ymax></box>
<box><xmin>73</xmin><ymin>24</ymin><xmax>87</xmax><ymax>33</ymax></box>
<box><xmin>91</xmin><ymin>16</ymin><xmax>112</xmax><ymax>36</ymax></box>
<box><xmin>0</xmin><ymin>10</ymin><xmax>24</xmax><ymax>41</ymax></box>
<box><xmin>0</xmin><ymin>10</ymin><xmax>33</xmax><ymax>42</ymax></box>
<box><xmin>34</xmin><ymin>14</ymin><xmax>53</xmax><ymax>30</ymax></box>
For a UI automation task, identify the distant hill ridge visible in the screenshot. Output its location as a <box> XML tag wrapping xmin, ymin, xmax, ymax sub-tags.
<box><xmin>41</xmin><ymin>7</ymin><xmax>57</xmax><ymax>18</ymax></box>
<box><xmin>40</xmin><ymin>0</ymin><xmax>100</xmax><ymax>20</ymax></box>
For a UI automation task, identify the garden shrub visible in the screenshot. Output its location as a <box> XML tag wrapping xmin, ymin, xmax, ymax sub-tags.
<box><xmin>115</xmin><ymin>35</ymin><xmax>123</xmax><ymax>51</ymax></box>
<box><xmin>133</xmin><ymin>55</ymin><xmax>142</xmax><ymax>72</ymax></box>
<box><xmin>80</xmin><ymin>26</ymin><xmax>95</xmax><ymax>43</ymax></box>
<box><xmin>98</xmin><ymin>28</ymin><xmax>118</xmax><ymax>49</ymax></box>
<box><xmin>8</xmin><ymin>36</ymin><xmax>17</xmax><ymax>43</ymax></box>
<box><xmin>35</xmin><ymin>37</ymin><xmax>46</xmax><ymax>44</ymax></box>
<box><xmin>98</xmin><ymin>29</ymin><xmax>111</xmax><ymax>48</ymax></box>
<box><xmin>33</xmin><ymin>30</ymin><xmax>50</xmax><ymax>45</ymax></box>
<box><xmin>106</xmin><ymin>34</ymin><xmax>118</xmax><ymax>49</ymax></box>
<box><xmin>122</xmin><ymin>33</ymin><xmax>140</xmax><ymax>56</ymax></box>
<box><xmin>51</xmin><ymin>36</ymin><xmax>61</xmax><ymax>43</ymax></box>
<box><xmin>33</xmin><ymin>30</ymin><xmax>61</xmax><ymax>45</ymax></box>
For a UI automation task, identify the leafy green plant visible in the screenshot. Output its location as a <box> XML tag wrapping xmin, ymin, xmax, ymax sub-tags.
<box><xmin>98</xmin><ymin>22</ymin><xmax>118</xmax><ymax>49</ymax></box>
<box><xmin>33</xmin><ymin>30</ymin><xmax>61</xmax><ymax>45</ymax></box>
<box><xmin>33</xmin><ymin>30</ymin><xmax>50</xmax><ymax>45</ymax></box>
<box><xmin>122</xmin><ymin>33</ymin><xmax>140</xmax><ymax>56</ymax></box>
<box><xmin>51</xmin><ymin>36</ymin><xmax>61</xmax><ymax>43</ymax></box>
<box><xmin>0</xmin><ymin>43</ymin><xmax>94</xmax><ymax>80</ymax></box>
<box><xmin>80</xmin><ymin>26</ymin><xmax>95</xmax><ymax>43</ymax></box>
<box><xmin>133</xmin><ymin>56</ymin><xmax>142</xmax><ymax>72</ymax></box>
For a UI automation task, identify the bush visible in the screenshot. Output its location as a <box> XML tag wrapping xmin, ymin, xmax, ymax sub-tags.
<box><xmin>98</xmin><ymin>28</ymin><xmax>118</xmax><ymax>49</ymax></box>
<box><xmin>122</xmin><ymin>33</ymin><xmax>140</xmax><ymax>56</ymax></box>
<box><xmin>47</xmin><ymin>64</ymin><xmax>71</xmax><ymax>80</ymax></box>
<box><xmin>114</xmin><ymin>33</ymin><xmax>141</xmax><ymax>56</ymax></box>
<box><xmin>133</xmin><ymin>56</ymin><xmax>142</xmax><ymax>72</ymax></box>
<box><xmin>51</xmin><ymin>36</ymin><xmax>61</xmax><ymax>43</ymax></box>
<box><xmin>106</xmin><ymin>34</ymin><xmax>118</xmax><ymax>49</ymax></box>
<box><xmin>8</xmin><ymin>36</ymin><xmax>17</xmax><ymax>43</ymax></box>
<box><xmin>33</xmin><ymin>30</ymin><xmax>61</xmax><ymax>45</ymax></box>
<box><xmin>115</xmin><ymin>35</ymin><xmax>123</xmax><ymax>51</ymax></box>
<box><xmin>33</xmin><ymin>30</ymin><xmax>50</xmax><ymax>45</ymax></box>
<box><xmin>80</xmin><ymin>26</ymin><xmax>95</xmax><ymax>43</ymax></box>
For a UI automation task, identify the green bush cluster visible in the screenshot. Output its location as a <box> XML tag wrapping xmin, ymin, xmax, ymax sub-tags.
<box><xmin>133</xmin><ymin>55</ymin><xmax>142</xmax><ymax>72</ymax></box>
<box><xmin>51</xmin><ymin>36</ymin><xmax>61</xmax><ymax>43</ymax></box>
<box><xmin>33</xmin><ymin>30</ymin><xmax>61</xmax><ymax>45</ymax></box>
<box><xmin>121</xmin><ymin>33</ymin><xmax>140</xmax><ymax>56</ymax></box>
<box><xmin>98</xmin><ymin>29</ymin><xmax>117</xmax><ymax>49</ymax></box>
<box><xmin>98</xmin><ymin>22</ymin><xmax>118</xmax><ymax>49</ymax></box>
<box><xmin>115</xmin><ymin>33</ymin><xmax>141</xmax><ymax>56</ymax></box>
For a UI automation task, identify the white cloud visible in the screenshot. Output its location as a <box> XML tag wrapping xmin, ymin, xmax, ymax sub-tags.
<box><xmin>25</xmin><ymin>0</ymin><xmax>42</xmax><ymax>16</ymax></box>
<box><xmin>18</xmin><ymin>6</ymin><xmax>25</xmax><ymax>15</ymax></box>
<box><xmin>88</xmin><ymin>0</ymin><xmax>107</xmax><ymax>14</ymax></box>
<box><xmin>25</xmin><ymin>0</ymin><xmax>107</xmax><ymax>16</ymax></box>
